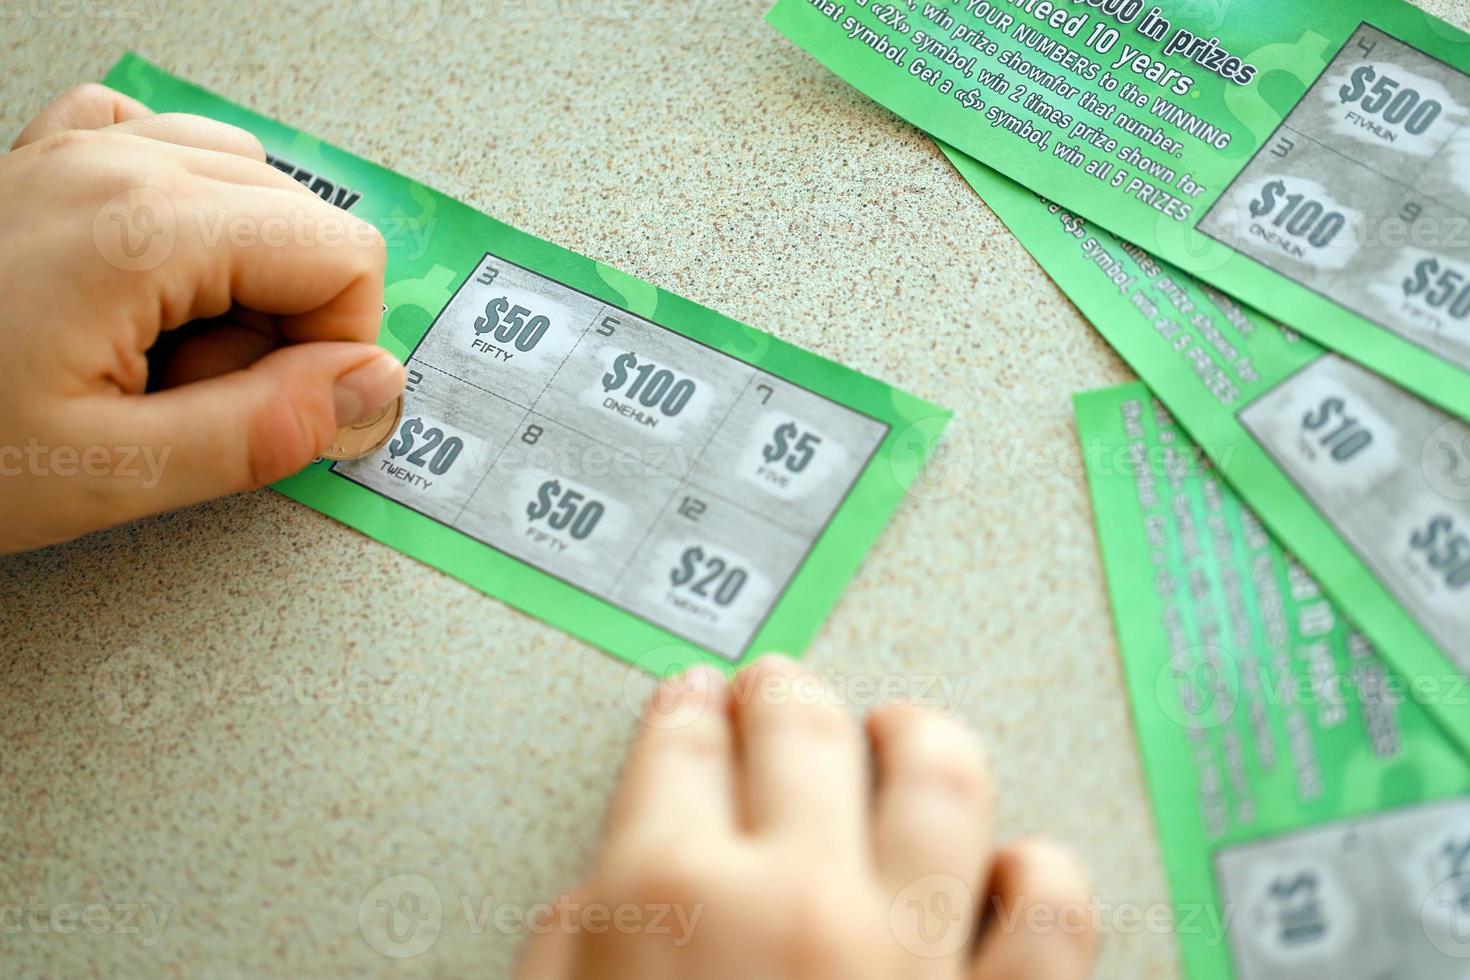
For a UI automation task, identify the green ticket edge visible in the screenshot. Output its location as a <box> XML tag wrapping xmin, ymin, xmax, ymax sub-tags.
<box><xmin>1075</xmin><ymin>381</ymin><xmax>1470</xmax><ymax>980</ymax></box>
<box><xmin>940</xmin><ymin>141</ymin><xmax>1470</xmax><ymax>753</ymax></box>
<box><xmin>766</xmin><ymin>0</ymin><xmax>1470</xmax><ymax>422</ymax></box>
<box><xmin>102</xmin><ymin>52</ymin><xmax>949</xmax><ymax>676</ymax></box>
<box><xmin>1072</xmin><ymin>388</ymin><xmax>1225</xmax><ymax>980</ymax></box>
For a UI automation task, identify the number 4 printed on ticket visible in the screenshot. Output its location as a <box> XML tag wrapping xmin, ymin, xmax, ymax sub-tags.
<box><xmin>102</xmin><ymin>53</ymin><xmax>951</xmax><ymax>675</ymax></box>
<box><xmin>767</xmin><ymin>1</ymin><xmax>1470</xmax><ymax>420</ymax></box>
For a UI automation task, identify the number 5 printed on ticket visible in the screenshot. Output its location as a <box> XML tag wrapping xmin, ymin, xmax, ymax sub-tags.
<box><xmin>101</xmin><ymin>54</ymin><xmax>950</xmax><ymax>675</ymax></box>
<box><xmin>766</xmin><ymin>0</ymin><xmax>1470</xmax><ymax>419</ymax></box>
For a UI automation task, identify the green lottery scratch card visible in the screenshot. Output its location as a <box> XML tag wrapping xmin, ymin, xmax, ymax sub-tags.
<box><xmin>943</xmin><ymin>144</ymin><xmax>1470</xmax><ymax>754</ymax></box>
<box><xmin>766</xmin><ymin>1</ymin><xmax>1470</xmax><ymax>421</ymax></box>
<box><xmin>103</xmin><ymin>53</ymin><xmax>949</xmax><ymax>674</ymax></box>
<box><xmin>1076</xmin><ymin>382</ymin><xmax>1470</xmax><ymax>980</ymax></box>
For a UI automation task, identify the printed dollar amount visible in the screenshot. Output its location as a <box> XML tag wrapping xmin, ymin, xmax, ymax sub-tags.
<box><xmin>600</xmin><ymin>353</ymin><xmax>697</xmax><ymax>416</ymax></box>
<box><xmin>525</xmin><ymin>480</ymin><xmax>605</xmax><ymax>540</ymax></box>
<box><xmin>762</xmin><ymin>422</ymin><xmax>822</xmax><ymax>473</ymax></box>
<box><xmin>1302</xmin><ymin>396</ymin><xmax>1374</xmax><ymax>462</ymax></box>
<box><xmin>1249</xmin><ymin>182</ymin><xmax>1347</xmax><ymax>249</ymax></box>
<box><xmin>1430</xmin><ymin>834</ymin><xmax>1470</xmax><ymax>889</ymax></box>
<box><xmin>669</xmin><ymin>546</ymin><xmax>748</xmax><ymax>606</ymax></box>
<box><xmin>474</xmin><ymin>296</ymin><xmax>551</xmax><ymax>351</ymax></box>
<box><xmin>1242</xmin><ymin>355</ymin><xmax>1470</xmax><ymax>658</ymax></box>
<box><xmin>1339</xmin><ymin>65</ymin><xmax>1444</xmax><ymax>135</ymax></box>
<box><xmin>388</xmin><ymin>418</ymin><xmax>465</xmax><ymax>474</ymax></box>
<box><xmin>1262</xmin><ymin>871</ymin><xmax>1329</xmax><ymax>948</ymax></box>
<box><xmin>1411</xmin><ymin>516</ymin><xmax>1470</xmax><ymax>590</ymax></box>
<box><xmin>337</xmin><ymin>249</ymin><xmax>896</xmax><ymax>661</ymax></box>
<box><xmin>1217</xmin><ymin>799</ymin><xmax>1470</xmax><ymax>976</ymax></box>
<box><xmin>1405</xmin><ymin>258</ymin><xmax>1470</xmax><ymax>320</ymax></box>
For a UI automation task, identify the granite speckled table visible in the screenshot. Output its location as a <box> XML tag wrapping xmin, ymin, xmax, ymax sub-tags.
<box><xmin>4</xmin><ymin>1</ymin><xmax>1468</xmax><ymax>976</ymax></box>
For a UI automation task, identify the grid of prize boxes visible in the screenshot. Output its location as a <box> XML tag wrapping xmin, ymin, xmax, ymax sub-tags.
<box><xmin>336</xmin><ymin>257</ymin><xmax>889</xmax><ymax>659</ymax></box>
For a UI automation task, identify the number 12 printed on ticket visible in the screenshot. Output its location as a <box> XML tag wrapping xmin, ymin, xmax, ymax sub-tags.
<box><xmin>103</xmin><ymin>54</ymin><xmax>949</xmax><ymax>675</ymax></box>
<box><xmin>767</xmin><ymin>0</ymin><xmax>1470</xmax><ymax>420</ymax></box>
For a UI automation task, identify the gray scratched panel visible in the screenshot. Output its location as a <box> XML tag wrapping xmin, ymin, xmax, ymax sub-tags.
<box><xmin>1239</xmin><ymin>355</ymin><xmax>1470</xmax><ymax>663</ymax></box>
<box><xmin>689</xmin><ymin>373</ymin><xmax>889</xmax><ymax>539</ymax></box>
<box><xmin>335</xmin><ymin>253</ymin><xmax>886</xmax><ymax>658</ymax></box>
<box><xmin>1215</xmin><ymin>798</ymin><xmax>1470</xmax><ymax>979</ymax></box>
<box><xmin>331</xmin><ymin>363</ymin><xmax>523</xmax><ymax>525</ymax></box>
<box><xmin>455</xmin><ymin>414</ymin><xmax>682</xmax><ymax>597</ymax></box>
<box><xmin>610</xmin><ymin>493</ymin><xmax>811</xmax><ymax>660</ymax></box>
<box><xmin>533</xmin><ymin>311</ymin><xmax>754</xmax><ymax>480</ymax></box>
<box><xmin>1199</xmin><ymin>25</ymin><xmax>1470</xmax><ymax>360</ymax></box>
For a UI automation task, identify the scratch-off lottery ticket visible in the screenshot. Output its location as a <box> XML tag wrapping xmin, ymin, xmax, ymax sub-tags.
<box><xmin>767</xmin><ymin>1</ymin><xmax>1470</xmax><ymax>421</ymax></box>
<box><xmin>1077</xmin><ymin>382</ymin><xmax>1470</xmax><ymax>980</ymax></box>
<box><xmin>104</xmin><ymin>53</ymin><xmax>949</xmax><ymax>674</ymax></box>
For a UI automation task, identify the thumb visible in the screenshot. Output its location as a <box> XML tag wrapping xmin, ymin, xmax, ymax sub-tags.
<box><xmin>94</xmin><ymin>342</ymin><xmax>405</xmax><ymax>522</ymax></box>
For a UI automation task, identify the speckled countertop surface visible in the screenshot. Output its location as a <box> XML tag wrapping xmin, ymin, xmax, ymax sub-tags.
<box><xmin>3</xmin><ymin>1</ymin><xmax>1468</xmax><ymax>976</ymax></box>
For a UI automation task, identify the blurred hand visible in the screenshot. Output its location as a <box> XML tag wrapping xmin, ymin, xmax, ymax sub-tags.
<box><xmin>519</xmin><ymin>657</ymin><xmax>1099</xmax><ymax>980</ymax></box>
<box><xmin>0</xmin><ymin>83</ymin><xmax>403</xmax><ymax>554</ymax></box>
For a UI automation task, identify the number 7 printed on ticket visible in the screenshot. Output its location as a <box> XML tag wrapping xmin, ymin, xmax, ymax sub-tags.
<box><xmin>102</xmin><ymin>53</ymin><xmax>950</xmax><ymax>676</ymax></box>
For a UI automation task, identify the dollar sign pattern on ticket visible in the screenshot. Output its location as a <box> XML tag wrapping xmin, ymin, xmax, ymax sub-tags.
<box><xmin>335</xmin><ymin>255</ymin><xmax>887</xmax><ymax>660</ymax></box>
<box><xmin>1200</xmin><ymin>24</ymin><xmax>1470</xmax><ymax>373</ymax></box>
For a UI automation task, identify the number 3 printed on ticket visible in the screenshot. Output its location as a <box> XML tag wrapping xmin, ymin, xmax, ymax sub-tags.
<box><xmin>767</xmin><ymin>1</ymin><xmax>1470</xmax><ymax>420</ymax></box>
<box><xmin>100</xmin><ymin>54</ymin><xmax>950</xmax><ymax>674</ymax></box>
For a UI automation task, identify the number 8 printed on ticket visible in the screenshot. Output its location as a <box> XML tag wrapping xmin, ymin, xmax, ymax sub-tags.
<box><xmin>102</xmin><ymin>54</ymin><xmax>950</xmax><ymax>675</ymax></box>
<box><xmin>767</xmin><ymin>0</ymin><xmax>1470</xmax><ymax>421</ymax></box>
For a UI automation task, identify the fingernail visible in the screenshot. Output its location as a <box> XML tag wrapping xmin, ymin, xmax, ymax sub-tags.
<box><xmin>334</xmin><ymin>352</ymin><xmax>405</xmax><ymax>427</ymax></box>
<box><xmin>681</xmin><ymin>665</ymin><xmax>726</xmax><ymax>692</ymax></box>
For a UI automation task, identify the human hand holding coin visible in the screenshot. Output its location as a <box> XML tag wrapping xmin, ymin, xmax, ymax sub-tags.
<box><xmin>321</xmin><ymin>395</ymin><xmax>404</xmax><ymax>461</ymax></box>
<box><xmin>0</xmin><ymin>83</ymin><xmax>404</xmax><ymax>554</ymax></box>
